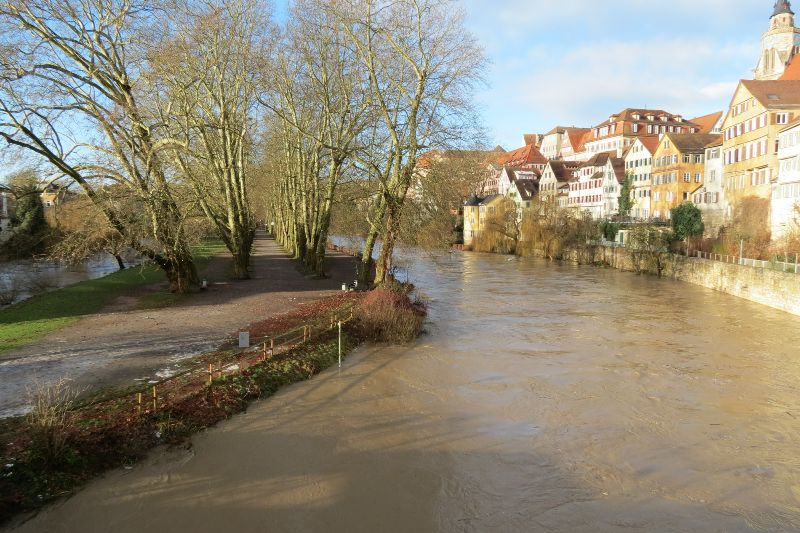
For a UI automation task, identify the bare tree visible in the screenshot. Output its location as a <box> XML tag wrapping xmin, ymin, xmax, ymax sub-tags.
<box><xmin>261</xmin><ymin>0</ymin><xmax>375</xmax><ymax>276</ymax></box>
<box><xmin>473</xmin><ymin>197</ymin><xmax>519</xmax><ymax>254</ymax></box>
<box><xmin>0</xmin><ymin>0</ymin><xmax>198</xmax><ymax>292</ymax></box>
<box><xmin>337</xmin><ymin>0</ymin><xmax>486</xmax><ymax>284</ymax></box>
<box><xmin>151</xmin><ymin>0</ymin><xmax>267</xmax><ymax>279</ymax></box>
<box><xmin>48</xmin><ymin>191</ymin><xmax>134</xmax><ymax>270</ymax></box>
<box><xmin>399</xmin><ymin>151</ymin><xmax>492</xmax><ymax>249</ymax></box>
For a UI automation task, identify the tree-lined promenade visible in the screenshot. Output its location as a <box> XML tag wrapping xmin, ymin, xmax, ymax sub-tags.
<box><xmin>0</xmin><ymin>0</ymin><xmax>485</xmax><ymax>291</ymax></box>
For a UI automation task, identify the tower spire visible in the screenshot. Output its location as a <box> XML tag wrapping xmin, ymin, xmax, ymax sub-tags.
<box><xmin>774</xmin><ymin>0</ymin><xmax>795</xmax><ymax>18</ymax></box>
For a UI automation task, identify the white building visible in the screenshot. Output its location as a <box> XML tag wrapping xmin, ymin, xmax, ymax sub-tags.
<box><xmin>582</xmin><ymin>109</ymin><xmax>700</xmax><ymax>159</ymax></box>
<box><xmin>774</xmin><ymin>118</ymin><xmax>800</xmax><ymax>239</ymax></box>
<box><xmin>754</xmin><ymin>1</ymin><xmax>800</xmax><ymax>80</ymax></box>
<box><xmin>540</xmin><ymin>127</ymin><xmax>591</xmax><ymax>161</ymax></box>
<box><xmin>497</xmin><ymin>166</ymin><xmax>539</xmax><ymax>197</ymax></box>
<box><xmin>623</xmin><ymin>136</ymin><xmax>658</xmax><ymax>220</ymax></box>
<box><xmin>692</xmin><ymin>137</ymin><xmax>727</xmax><ymax>237</ymax></box>
<box><xmin>567</xmin><ymin>153</ymin><xmax>626</xmax><ymax>219</ymax></box>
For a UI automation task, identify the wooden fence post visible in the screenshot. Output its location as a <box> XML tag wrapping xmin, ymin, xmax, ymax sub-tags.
<box><xmin>152</xmin><ymin>386</ymin><xmax>157</xmax><ymax>412</ymax></box>
<box><xmin>208</xmin><ymin>363</ymin><xmax>213</xmax><ymax>385</ymax></box>
<box><xmin>137</xmin><ymin>392</ymin><xmax>142</xmax><ymax>415</ymax></box>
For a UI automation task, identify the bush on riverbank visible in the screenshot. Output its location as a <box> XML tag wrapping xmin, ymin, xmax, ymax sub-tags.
<box><xmin>353</xmin><ymin>286</ymin><xmax>426</xmax><ymax>343</ymax></box>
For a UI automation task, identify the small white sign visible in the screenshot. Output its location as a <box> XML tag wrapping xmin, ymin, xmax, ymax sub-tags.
<box><xmin>238</xmin><ymin>331</ymin><xmax>250</xmax><ymax>349</ymax></box>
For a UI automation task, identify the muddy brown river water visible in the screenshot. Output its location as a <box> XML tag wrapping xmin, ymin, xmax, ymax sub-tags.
<box><xmin>11</xmin><ymin>251</ymin><xmax>800</xmax><ymax>532</ymax></box>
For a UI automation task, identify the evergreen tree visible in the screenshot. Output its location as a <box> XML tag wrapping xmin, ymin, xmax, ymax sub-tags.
<box><xmin>671</xmin><ymin>203</ymin><xmax>705</xmax><ymax>241</ymax></box>
<box><xmin>618</xmin><ymin>173</ymin><xmax>634</xmax><ymax>218</ymax></box>
<box><xmin>1</xmin><ymin>171</ymin><xmax>49</xmax><ymax>259</ymax></box>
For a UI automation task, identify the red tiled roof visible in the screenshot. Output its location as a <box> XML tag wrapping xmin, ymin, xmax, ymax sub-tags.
<box><xmin>566</xmin><ymin>128</ymin><xmax>592</xmax><ymax>150</ymax></box>
<box><xmin>638</xmin><ymin>136</ymin><xmax>661</xmax><ymax>155</ymax></box>
<box><xmin>780</xmin><ymin>54</ymin><xmax>800</xmax><ymax>81</ymax></box>
<box><xmin>688</xmin><ymin>111</ymin><xmax>723</xmax><ymax>134</ymax></box>
<box><xmin>497</xmin><ymin>143</ymin><xmax>547</xmax><ymax>166</ymax></box>
<box><xmin>740</xmin><ymin>80</ymin><xmax>800</xmax><ymax>108</ymax></box>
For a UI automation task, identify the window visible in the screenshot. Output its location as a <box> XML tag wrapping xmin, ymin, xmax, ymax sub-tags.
<box><xmin>776</xmin><ymin>112</ymin><xmax>790</xmax><ymax>125</ymax></box>
<box><xmin>695</xmin><ymin>173</ymin><xmax>702</xmax><ymax>183</ymax></box>
<box><xmin>683</xmin><ymin>192</ymin><xmax>689</xmax><ymax>200</ymax></box>
<box><xmin>684</xmin><ymin>173</ymin><xmax>691</xmax><ymax>182</ymax></box>
<box><xmin>683</xmin><ymin>154</ymin><xmax>691</xmax><ymax>163</ymax></box>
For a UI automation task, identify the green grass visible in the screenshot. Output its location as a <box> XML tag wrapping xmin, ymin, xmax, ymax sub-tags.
<box><xmin>0</xmin><ymin>240</ymin><xmax>227</xmax><ymax>356</ymax></box>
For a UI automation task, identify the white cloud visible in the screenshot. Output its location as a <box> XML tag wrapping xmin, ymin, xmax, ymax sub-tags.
<box><xmin>461</xmin><ymin>0</ymin><xmax>768</xmax><ymax>147</ymax></box>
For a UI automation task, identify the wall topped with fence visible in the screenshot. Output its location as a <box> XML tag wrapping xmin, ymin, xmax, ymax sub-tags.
<box><xmin>695</xmin><ymin>251</ymin><xmax>799</xmax><ymax>274</ymax></box>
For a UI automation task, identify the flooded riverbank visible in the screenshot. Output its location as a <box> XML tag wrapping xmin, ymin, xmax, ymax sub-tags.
<box><xmin>11</xmin><ymin>250</ymin><xmax>800</xmax><ymax>532</ymax></box>
<box><xmin>0</xmin><ymin>252</ymin><xmax>140</xmax><ymax>306</ymax></box>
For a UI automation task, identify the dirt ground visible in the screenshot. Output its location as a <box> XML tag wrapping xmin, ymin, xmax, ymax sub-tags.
<box><xmin>0</xmin><ymin>234</ymin><xmax>359</xmax><ymax>418</ymax></box>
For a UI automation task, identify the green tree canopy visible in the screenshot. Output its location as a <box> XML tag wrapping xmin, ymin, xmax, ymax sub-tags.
<box><xmin>671</xmin><ymin>203</ymin><xmax>704</xmax><ymax>241</ymax></box>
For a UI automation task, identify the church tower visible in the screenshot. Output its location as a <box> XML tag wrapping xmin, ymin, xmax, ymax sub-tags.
<box><xmin>754</xmin><ymin>1</ymin><xmax>800</xmax><ymax>80</ymax></box>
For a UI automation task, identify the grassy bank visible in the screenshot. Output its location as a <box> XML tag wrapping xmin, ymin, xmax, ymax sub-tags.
<box><xmin>0</xmin><ymin>241</ymin><xmax>225</xmax><ymax>356</ymax></box>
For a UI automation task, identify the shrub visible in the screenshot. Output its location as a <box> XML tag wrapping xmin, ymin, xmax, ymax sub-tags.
<box><xmin>25</xmin><ymin>272</ymin><xmax>60</xmax><ymax>294</ymax></box>
<box><xmin>25</xmin><ymin>379</ymin><xmax>80</xmax><ymax>464</ymax></box>
<box><xmin>0</xmin><ymin>280</ymin><xmax>19</xmax><ymax>306</ymax></box>
<box><xmin>354</xmin><ymin>288</ymin><xmax>426</xmax><ymax>343</ymax></box>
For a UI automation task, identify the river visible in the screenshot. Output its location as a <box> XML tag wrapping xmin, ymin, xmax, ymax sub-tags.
<box><xmin>0</xmin><ymin>252</ymin><xmax>140</xmax><ymax>306</ymax></box>
<box><xmin>11</xmin><ymin>250</ymin><xmax>800</xmax><ymax>532</ymax></box>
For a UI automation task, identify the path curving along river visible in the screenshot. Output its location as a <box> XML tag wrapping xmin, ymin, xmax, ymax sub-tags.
<box><xmin>12</xmin><ymin>250</ymin><xmax>800</xmax><ymax>532</ymax></box>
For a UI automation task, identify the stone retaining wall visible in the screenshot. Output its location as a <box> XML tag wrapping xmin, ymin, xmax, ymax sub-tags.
<box><xmin>570</xmin><ymin>245</ymin><xmax>800</xmax><ymax>317</ymax></box>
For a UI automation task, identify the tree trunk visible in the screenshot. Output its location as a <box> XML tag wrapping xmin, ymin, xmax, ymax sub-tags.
<box><xmin>375</xmin><ymin>199</ymin><xmax>401</xmax><ymax>285</ymax></box>
<box><xmin>114</xmin><ymin>254</ymin><xmax>126</xmax><ymax>271</ymax></box>
<box><xmin>162</xmin><ymin>252</ymin><xmax>199</xmax><ymax>294</ymax></box>
<box><xmin>359</xmin><ymin>196</ymin><xmax>387</xmax><ymax>286</ymax></box>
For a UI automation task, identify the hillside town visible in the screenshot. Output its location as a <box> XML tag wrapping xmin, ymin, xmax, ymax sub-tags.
<box><xmin>460</xmin><ymin>0</ymin><xmax>800</xmax><ymax>252</ymax></box>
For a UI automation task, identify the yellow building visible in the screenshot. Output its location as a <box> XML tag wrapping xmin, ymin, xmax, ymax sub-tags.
<box><xmin>463</xmin><ymin>195</ymin><xmax>506</xmax><ymax>247</ymax></box>
<box><xmin>651</xmin><ymin>133</ymin><xmax>720</xmax><ymax>220</ymax></box>
<box><xmin>722</xmin><ymin>80</ymin><xmax>800</xmax><ymax>213</ymax></box>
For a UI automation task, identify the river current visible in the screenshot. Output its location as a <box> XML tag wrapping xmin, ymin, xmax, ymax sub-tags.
<box><xmin>12</xmin><ymin>250</ymin><xmax>800</xmax><ymax>532</ymax></box>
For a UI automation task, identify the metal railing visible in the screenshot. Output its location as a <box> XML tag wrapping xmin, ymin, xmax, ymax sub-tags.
<box><xmin>695</xmin><ymin>251</ymin><xmax>800</xmax><ymax>274</ymax></box>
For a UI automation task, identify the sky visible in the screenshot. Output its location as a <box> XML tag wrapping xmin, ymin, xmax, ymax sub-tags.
<box><xmin>460</xmin><ymin>0</ymin><xmax>769</xmax><ymax>149</ymax></box>
<box><xmin>273</xmin><ymin>0</ymin><xmax>773</xmax><ymax>150</ymax></box>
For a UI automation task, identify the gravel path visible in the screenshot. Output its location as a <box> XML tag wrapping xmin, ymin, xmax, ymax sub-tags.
<box><xmin>0</xmin><ymin>234</ymin><xmax>358</xmax><ymax>417</ymax></box>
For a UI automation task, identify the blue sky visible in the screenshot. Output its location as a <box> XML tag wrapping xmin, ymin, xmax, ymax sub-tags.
<box><xmin>461</xmin><ymin>0</ymin><xmax>767</xmax><ymax>149</ymax></box>
<box><xmin>275</xmin><ymin>0</ymin><xmax>774</xmax><ymax>150</ymax></box>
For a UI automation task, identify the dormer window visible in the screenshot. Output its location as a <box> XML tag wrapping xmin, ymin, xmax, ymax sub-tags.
<box><xmin>632</xmin><ymin>113</ymin><xmax>640</xmax><ymax>120</ymax></box>
<box><xmin>647</xmin><ymin>115</ymin><xmax>654</xmax><ymax>121</ymax></box>
<box><xmin>660</xmin><ymin>116</ymin><xmax>668</xmax><ymax>122</ymax></box>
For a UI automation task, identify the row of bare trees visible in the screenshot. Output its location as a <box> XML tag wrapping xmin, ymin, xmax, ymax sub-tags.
<box><xmin>0</xmin><ymin>0</ymin><xmax>484</xmax><ymax>289</ymax></box>
<box><xmin>261</xmin><ymin>0</ymin><xmax>485</xmax><ymax>285</ymax></box>
<box><xmin>0</xmin><ymin>0</ymin><xmax>264</xmax><ymax>290</ymax></box>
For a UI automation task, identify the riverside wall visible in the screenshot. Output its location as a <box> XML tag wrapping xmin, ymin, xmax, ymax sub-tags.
<box><xmin>563</xmin><ymin>245</ymin><xmax>800</xmax><ymax>317</ymax></box>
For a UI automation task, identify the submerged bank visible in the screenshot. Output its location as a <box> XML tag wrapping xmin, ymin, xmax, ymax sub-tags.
<box><xmin>10</xmin><ymin>249</ymin><xmax>800</xmax><ymax>532</ymax></box>
<box><xmin>0</xmin><ymin>285</ymin><xmax>426</xmax><ymax>527</ymax></box>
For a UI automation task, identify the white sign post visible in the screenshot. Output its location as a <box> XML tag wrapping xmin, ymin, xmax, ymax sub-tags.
<box><xmin>239</xmin><ymin>331</ymin><xmax>250</xmax><ymax>349</ymax></box>
<box><xmin>338</xmin><ymin>321</ymin><xmax>343</xmax><ymax>368</ymax></box>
